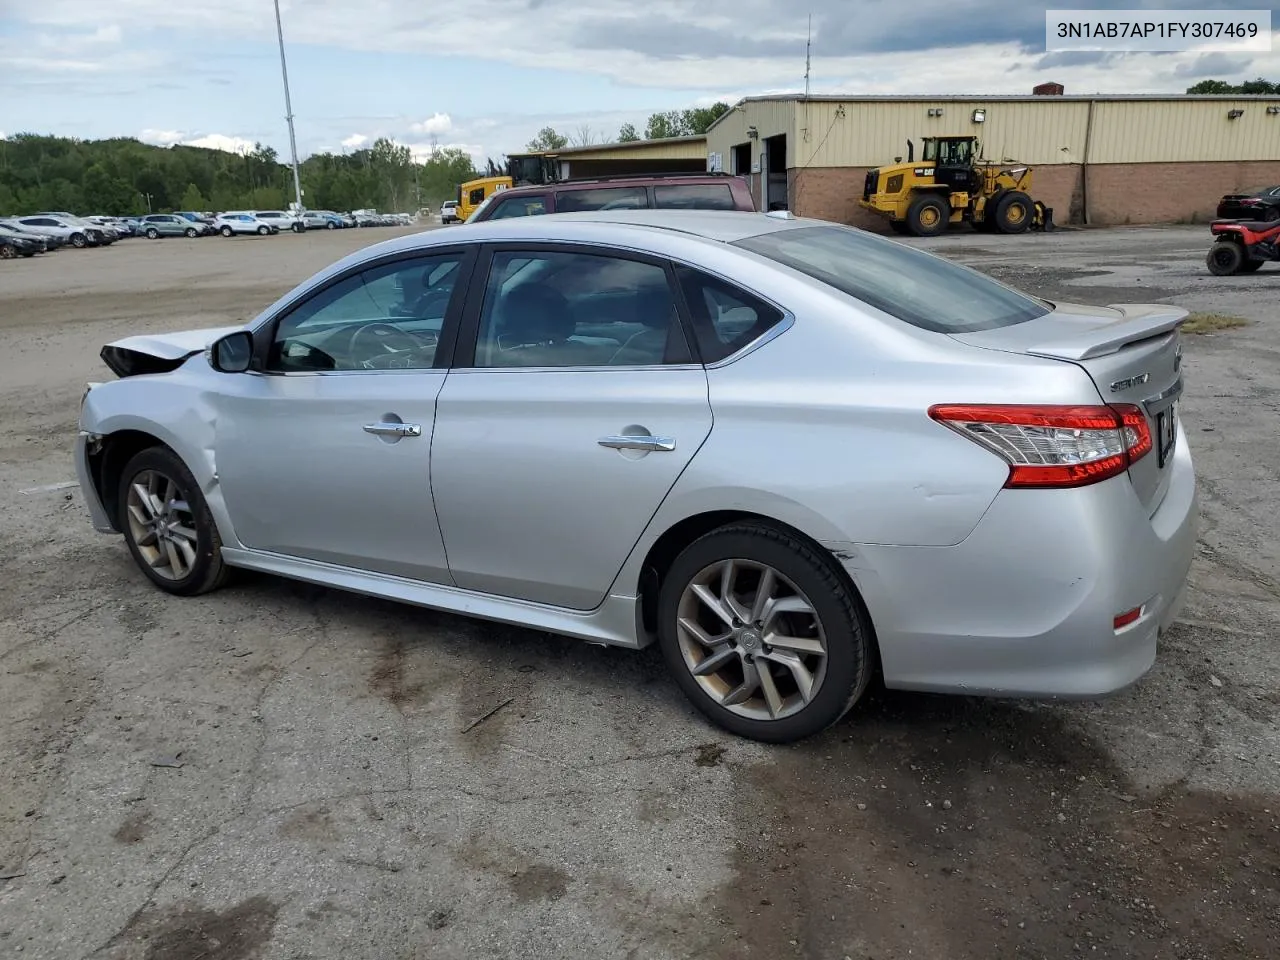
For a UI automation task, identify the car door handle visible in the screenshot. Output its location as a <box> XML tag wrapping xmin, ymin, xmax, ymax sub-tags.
<box><xmin>597</xmin><ymin>434</ymin><xmax>676</xmax><ymax>452</ymax></box>
<box><xmin>363</xmin><ymin>422</ymin><xmax>422</xmax><ymax>438</ymax></box>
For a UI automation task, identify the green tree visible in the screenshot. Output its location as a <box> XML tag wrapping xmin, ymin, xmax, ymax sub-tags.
<box><xmin>643</xmin><ymin>102</ymin><xmax>730</xmax><ymax>139</ymax></box>
<box><xmin>617</xmin><ymin>122</ymin><xmax>640</xmax><ymax>142</ymax></box>
<box><xmin>178</xmin><ymin>183</ymin><xmax>207</xmax><ymax>211</ymax></box>
<box><xmin>526</xmin><ymin>126</ymin><xmax>568</xmax><ymax>151</ymax></box>
<box><xmin>644</xmin><ymin>111</ymin><xmax>684</xmax><ymax>139</ymax></box>
<box><xmin>81</xmin><ymin>162</ymin><xmax>135</xmax><ymax>213</ymax></box>
<box><xmin>1186</xmin><ymin>77</ymin><xmax>1277</xmax><ymax>94</ymax></box>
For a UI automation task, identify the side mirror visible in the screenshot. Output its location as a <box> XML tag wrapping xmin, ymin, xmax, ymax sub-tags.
<box><xmin>209</xmin><ymin>330</ymin><xmax>254</xmax><ymax>373</ymax></box>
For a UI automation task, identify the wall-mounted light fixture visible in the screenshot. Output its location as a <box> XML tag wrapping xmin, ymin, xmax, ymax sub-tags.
<box><xmin>972</xmin><ymin>108</ymin><xmax>986</xmax><ymax>123</ymax></box>
<box><xmin>746</xmin><ymin>125</ymin><xmax>759</xmax><ymax>139</ymax></box>
<box><xmin>1227</xmin><ymin>109</ymin><xmax>1245</xmax><ymax>120</ymax></box>
<box><xmin>1267</xmin><ymin>105</ymin><xmax>1280</xmax><ymax>115</ymax></box>
<box><xmin>927</xmin><ymin>107</ymin><xmax>944</xmax><ymax>117</ymax></box>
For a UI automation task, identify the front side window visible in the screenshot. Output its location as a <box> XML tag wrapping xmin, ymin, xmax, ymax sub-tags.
<box><xmin>554</xmin><ymin>187</ymin><xmax>649</xmax><ymax>212</ymax></box>
<box><xmin>734</xmin><ymin>224</ymin><xmax>1050</xmax><ymax>333</ymax></box>
<box><xmin>653</xmin><ymin>184</ymin><xmax>736</xmax><ymax>210</ymax></box>
<box><xmin>472</xmin><ymin>249</ymin><xmax>687</xmax><ymax>368</ymax></box>
<box><xmin>267</xmin><ymin>253</ymin><xmax>464</xmax><ymax>373</ymax></box>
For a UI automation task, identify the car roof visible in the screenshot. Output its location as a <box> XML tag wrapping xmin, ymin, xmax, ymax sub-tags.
<box><xmin>500</xmin><ymin>174</ymin><xmax>742</xmax><ymax>197</ymax></box>
<box><xmin>467</xmin><ymin>208</ymin><xmax>809</xmax><ymax>243</ymax></box>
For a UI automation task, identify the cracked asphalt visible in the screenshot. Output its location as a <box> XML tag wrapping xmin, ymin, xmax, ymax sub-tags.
<box><xmin>1</xmin><ymin>223</ymin><xmax>1277</xmax><ymax>959</ymax></box>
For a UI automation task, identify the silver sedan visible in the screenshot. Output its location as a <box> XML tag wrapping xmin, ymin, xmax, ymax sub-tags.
<box><xmin>73</xmin><ymin>210</ymin><xmax>1197</xmax><ymax>742</ymax></box>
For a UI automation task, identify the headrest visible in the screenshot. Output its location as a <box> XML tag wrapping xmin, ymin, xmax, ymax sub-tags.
<box><xmin>498</xmin><ymin>284</ymin><xmax>574</xmax><ymax>343</ymax></box>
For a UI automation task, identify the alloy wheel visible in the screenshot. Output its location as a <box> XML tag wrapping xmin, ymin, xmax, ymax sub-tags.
<box><xmin>675</xmin><ymin>558</ymin><xmax>828</xmax><ymax>721</ymax></box>
<box><xmin>125</xmin><ymin>469</ymin><xmax>199</xmax><ymax>581</ymax></box>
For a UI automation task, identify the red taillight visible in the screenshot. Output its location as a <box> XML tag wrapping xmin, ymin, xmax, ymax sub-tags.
<box><xmin>1113</xmin><ymin>607</ymin><xmax>1143</xmax><ymax>630</ymax></box>
<box><xmin>928</xmin><ymin>403</ymin><xmax>1152</xmax><ymax>489</ymax></box>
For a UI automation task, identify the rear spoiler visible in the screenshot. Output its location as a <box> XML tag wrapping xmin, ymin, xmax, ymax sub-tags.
<box><xmin>1026</xmin><ymin>305</ymin><xmax>1188</xmax><ymax>361</ymax></box>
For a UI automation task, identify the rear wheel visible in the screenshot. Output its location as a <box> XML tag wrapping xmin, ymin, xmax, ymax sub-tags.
<box><xmin>117</xmin><ymin>446</ymin><xmax>229</xmax><ymax>596</ymax></box>
<box><xmin>657</xmin><ymin>521</ymin><xmax>874</xmax><ymax>743</ymax></box>
<box><xmin>994</xmin><ymin>191</ymin><xmax>1032</xmax><ymax>233</ymax></box>
<box><xmin>0</xmin><ymin>243</ymin><xmax>15</xmax><ymax>259</ymax></box>
<box><xmin>1206</xmin><ymin>241</ymin><xmax>1244</xmax><ymax>276</ymax></box>
<box><xmin>906</xmin><ymin>195</ymin><xmax>949</xmax><ymax>237</ymax></box>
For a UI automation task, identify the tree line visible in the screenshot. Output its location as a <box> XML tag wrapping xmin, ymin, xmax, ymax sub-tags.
<box><xmin>525</xmin><ymin>102</ymin><xmax>731</xmax><ymax>152</ymax></box>
<box><xmin>0</xmin><ymin>134</ymin><xmax>479</xmax><ymax>218</ymax></box>
<box><xmin>1185</xmin><ymin>77</ymin><xmax>1277</xmax><ymax>94</ymax></box>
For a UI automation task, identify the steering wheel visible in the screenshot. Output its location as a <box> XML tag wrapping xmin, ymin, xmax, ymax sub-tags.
<box><xmin>347</xmin><ymin>321</ymin><xmax>436</xmax><ymax>366</ymax></box>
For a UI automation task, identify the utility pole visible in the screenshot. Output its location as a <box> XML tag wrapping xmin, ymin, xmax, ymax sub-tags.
<box><xmin>804</xmin><ymin>13</ymin><xmax>812</xmax><ymax>98</ymax></box>
<box><xmin>273</xmin><ymin>0</ymin><xmax>304</xmax><ymax>218</ymax></box>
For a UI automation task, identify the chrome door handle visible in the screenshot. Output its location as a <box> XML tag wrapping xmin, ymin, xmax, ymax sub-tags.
<box><xmin>598</xmin><ymin>434</ymin><xmax>676</xmax><ymax>452</ymax></box>
<box><xmin>363</xmin><ymin>422</ymin><xmax>422</xmax><ymax>438</ymax></box>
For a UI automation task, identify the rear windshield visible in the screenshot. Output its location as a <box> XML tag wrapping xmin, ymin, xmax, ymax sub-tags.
<box><xmin>733</xmin><ymin>225</ymin><xmax>1050</xmax><ymax>333</ymax></box>
<box><xmin>654</xmin><ymin>183</ymin><xmax>736</xmax><ymax>210</ymax></box>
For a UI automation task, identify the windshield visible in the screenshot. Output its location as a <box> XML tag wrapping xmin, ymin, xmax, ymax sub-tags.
<box><xmin>733</xmin><ymin>225</ymin><xmax>1050</xmax><ymax>333</ymax></box>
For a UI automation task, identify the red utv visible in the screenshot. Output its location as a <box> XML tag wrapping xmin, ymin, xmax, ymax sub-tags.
<box><xmin>1205</xmin><ymin>217</ymin><xmax>1280</xmax><ymax>276</ymax></box>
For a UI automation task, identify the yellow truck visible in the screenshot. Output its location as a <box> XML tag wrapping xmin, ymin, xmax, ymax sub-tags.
<box><xmin>457</xmin><ymin>175</ymin><xmax>512</xmax><ymax>221</ymax></box>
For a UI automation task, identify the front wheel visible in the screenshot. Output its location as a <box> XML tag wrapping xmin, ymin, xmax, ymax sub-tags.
<box><xmin>0</xmin><ymin>244</ymin><xmax>15</xmax><ymax>259</ymax></box>
<box><xmin>994</xmin><ymin>191</ymin><xmax>1032</xmax><ymax>234</ymax></box>
<box><xmin>185</xmin><ymin>227</ymin><xmax>198</xmax><ymax>238</ymax></box>
<box><xmin>145</xmin><ymin>228</ymin><xmax>160</xmax><ymax>240</ymax></box>
<box><xmin>657</xmin><ymin>522</ymin><xmax>874</xmax><ymax>743</ymax></box>
<box><xmin>220</xmin><ymin>226</ymin><xmax>234</xmax><ymax>237</ymax></box>
<box><xmin>257</xmin><ymin>225</ymin><xmax>269</xmax><ymax>235</ymax></box>
<box><xmin>71</xmin><ymin>232</ymin><xmax>88</xmax><ymax>248</ymax></box>
<box><xmin>326</xmin><ymin>221</ymin><xmax>337</xmax><ymax>229</ymax></box>
<box><xmin>118</xmin><ymin>446</ymin><xmax>229</xmax><ymax>596</ymax></box>
<box><xmin>1206</xmin><ymin>241</ymin><xmax>1244</xmax><ymax>276</ymax></box>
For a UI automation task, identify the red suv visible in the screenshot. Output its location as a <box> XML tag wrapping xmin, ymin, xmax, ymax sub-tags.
<box><xmin>467</xmin><ymin>173</ymin><xmax>756</xmax><ymax>222</ymax></box>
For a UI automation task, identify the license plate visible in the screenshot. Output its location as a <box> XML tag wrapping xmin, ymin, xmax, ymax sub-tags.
<box><xmin>1157</xmin><ymin>402</ymin><xmax>1177</xmax><ymax>467</ymax></box>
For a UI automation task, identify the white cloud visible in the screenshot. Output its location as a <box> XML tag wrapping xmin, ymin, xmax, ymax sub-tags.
<box><xmin>341</xmin><ymin>133</ymin><xmax>368</xmax><ymax>149</ymax></box>
<box><xmin>183</xmin><ymin>133</ymin><xmax>256</xmax><ymax>153</ymax></box>
<box><xmin>410</xmin><ymin>113</ymin><xmax>452</xmax><ymax>136</ymax></box>
<box><xmin>139</xmin><ymin>128</ymin><xmax>185</xmax><ymax>146</ymax></box>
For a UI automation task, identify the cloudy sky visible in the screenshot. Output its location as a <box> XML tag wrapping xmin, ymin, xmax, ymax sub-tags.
<box><xmin>3</xmin><ymin>0</ymin><xmax>1277</xmax><ymax>165</ymax></box>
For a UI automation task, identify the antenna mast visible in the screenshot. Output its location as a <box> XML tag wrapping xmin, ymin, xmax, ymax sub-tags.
<box><xmin>804</xmin><ymin>14</ymin><xmax>812</xmax><ymax>98</ymax></box>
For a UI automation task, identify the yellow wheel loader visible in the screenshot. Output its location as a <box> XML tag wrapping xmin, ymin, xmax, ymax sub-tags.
<box><xmin>858</xmin><ymin>136</ymin><xmax>1054</xmax><ymax>238</ymax></box>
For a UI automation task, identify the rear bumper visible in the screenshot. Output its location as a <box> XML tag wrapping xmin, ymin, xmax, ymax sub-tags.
<box><xmin>841</xmin><ymin>423</ymin><xmax>1198</xmax><ymax>699</ymax></box>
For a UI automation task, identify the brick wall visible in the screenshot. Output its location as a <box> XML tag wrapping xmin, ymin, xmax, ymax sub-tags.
<box><xmin>786</xmin><ymin>161</ymin><xmax>1280</xmax><ymax>229</ymax></box>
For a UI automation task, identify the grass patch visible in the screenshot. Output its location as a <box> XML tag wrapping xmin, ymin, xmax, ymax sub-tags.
<box><xmin>1181</xmin><ymin>312</ymin><xmax>1252</xmax><ymax>334</ymax></box>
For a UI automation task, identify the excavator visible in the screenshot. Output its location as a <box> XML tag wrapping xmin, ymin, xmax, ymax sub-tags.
<box><xmin>859</xmin><ymin>136</ymin><xmax>1053</xmax><ymax>237</ymax></box>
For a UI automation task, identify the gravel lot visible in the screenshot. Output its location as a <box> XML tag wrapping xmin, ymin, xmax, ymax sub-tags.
<box><xmin>1</xmin><ymin>223</ymin><xmax>1277</xmax><ymax>960</ymax></box>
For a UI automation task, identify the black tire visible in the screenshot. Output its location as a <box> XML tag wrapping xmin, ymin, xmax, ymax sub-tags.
<box><xmin>221</xmin><ymin>225</ymin><xmax>234</xmax><ymax>237</ymax></box>
<box><xmin>327</xmin><ymin>221</ymin><xmax>337</xmax><ymax>229</ymax></box>
<box><xmin>117</xmin><ymin>446</ymin><xmax>229</xmax><ymax>596</ymax></box>
<box><xmin>1239</xmin><ymin>257</ymin><xmax>1264</xmax><ymax>273</ymax></box>
<box><xmin>993</xmin><ymin>191</ymin><xmax>1032</xmax><ymax>234</ymax></box>
<box><xmin>185</xmin><ymin>227</ymin><xmax>198</xmax><ymax>238</ymax></box>
<box><xmin>0</xmin><ymin>243</ymin><xmax>15</xmax><ymax>259</ymax></box>
<box><xmin>71</xmin><ymin>232</ymin><xmax>88</xmax><ymax>248</ymax></box>
<box><xmin>906</xmin><ymin>194</ymin><xmax>949</xmax><ymax>237</ymax></box>
<box><xmin>257</xmin><ymin>225</ymin><xmax>269</xmax><ymax>235</ymax></box>
<box><xmin>1206</xmin><ymin>241</ymin><xmax>1244</xmax><ymax>276</ymax></box>
<box><xmin>145</xmin><ymin>228</ymin><xmax>160</xmax><ymax>240</ymax></box>
<box><xmin>656</xmin><ymin>521</ymin><xmax>874</xmax><ymax>743</ymax></box>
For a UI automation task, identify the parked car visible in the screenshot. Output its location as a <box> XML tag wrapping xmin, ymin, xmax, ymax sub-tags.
<box><xmin>139</xmin><ymin>214</ymin><xmax>206</xmax><ymax>239</ymax></box>
<box><xmin>175</xmin><ymin>211</ymin><xmax>218</xmax><ymax>235</ymax></box>
<box><xmin>73</xmin><ymin>210</ymin><xmax>1196</xmax><ymax>743</ymax></box>
<box><xmin>439</xmin><ymin>200</ymin><xmax>461</xmax><ymax>223</ymax></box>
<box><xmin>36</xmin><ymin>212</ymin><xmax>121</xmax><ymax>242</ymax></box>
<box><xmin>12</xmin><ymin>215</ymin><xmax>106</xmax><ymax>248</ymax></box>
<box><xmin>213</xmin><ymin>214</ymin><xmax>279</xmax><ymax>237</ymax></box>
<box><xmin>252</xmin><ymin>210</ymin><xmax>305</xmax><ymax>233</ymax></box>
<box><xmin>0</xmin><ymin>232</ymin><xmax>43</xmax><ymax>258</ymax></box>
<box><xmin>465</xmin><ymin>173</ymin><xmax>756</xmax><ymax>223</ymax></box>
<box><xmin>1215</xmin><ymin>185</ymin><xmax>1280</xmax><ymax>221</ymax></box>
<box><xmin>300</xmin><ymin>210</ymin><xmax>345</xmax><ymax>230</ymax></box>
<box><xmin>0</xmin><ymin>220</ymin><xmax>57</xmax><ymax>252</ymax></box>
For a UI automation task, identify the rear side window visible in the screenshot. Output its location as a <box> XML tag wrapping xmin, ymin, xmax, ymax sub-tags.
<box><xmin>734</xmin><ymin>224</ymin><xmax>1050</xmax><ymax>333</ymax></box>
<box><xmin>674</xmin><ymin>266</ymin><xmax>785</xmax><ymax>363</ymax></box>
<box><xmin>488</xmin><ymin>195</ymin><xmax>548</xmax><ymax>219</ymax></box>
<box><xmin>555</xmin><ymin>187</ymin><xmax>648</xmax><ymax>212</ymax></box>
<box><xmin>653</xmin><ymin>183</ymin><xmax>736</xmax><ymax>210</ymax></box>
